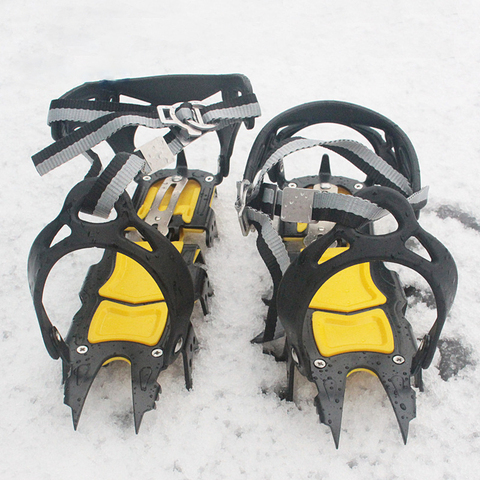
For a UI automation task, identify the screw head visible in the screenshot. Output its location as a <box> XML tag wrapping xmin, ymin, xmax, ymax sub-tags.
<box><xmin>143</xmin><ymin>175</ymin><xmax>152</xmax><ymax>181</ymax></box>
<box><xmin>314</xmin><ymin>359</ymin><xmax>326</xmax><ymax>369</ymax></box>
<box><xmin>151</xmin><ymin>348</ymin><xmax>163</xmax><ymax>358</ymax></box>
<box><xmin>393</xmin><ymin>355</ymin><xmax>405</xmax><ymax>365</ymax></box>
<box><xmin>77</xmin><ymin>345</ymin><xmax>88</xmax><ymax>354</ymax></box>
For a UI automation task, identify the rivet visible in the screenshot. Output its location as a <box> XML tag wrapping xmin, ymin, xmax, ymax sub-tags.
<box><xmin>288</xmin><ymin>182</ymin><xmax>297</xmax><ymax>188</ymax></box>
<box><xmin>314</xmin><ymin>359</ymin><xmax>326</xmax><ymax>369</ymax></box>
<box><xmin>291</xmin><ymin>348</ymin><xmax>299</xmax><ymax>365</ymax></box>
<box><xmin>151</xmin><ymin>348</ymin><xmax>163</xmax><ymax>358</ymax></box>
<box><xmin>172</xmin><ymin>175</ymin><xmax>183</xmax><ymax>182</ymax></box>
<box><xmin>143</xmin><ymin>175</ymin><xmax>152</xmax><ymax>181</ymax></box>
<box><xmin>77</xmin><ymin>345</ymin><xmax>88</xmax><ymax>354</ymax></box>
<box><xmin>393</xmin><ymin>355</ymin><xmax>405</xmax><ymax>365</ymax></box>
<box><xmin>205</xmin><ymin>175</ymin><xmax>214</xmax><ymax>182</ymax></box>
<box><xmin>174</xmin><ymin>337</ymin><xmax>183</xmax><ymax>353</ymax></box>
<box><xmin>354</xmin><ymin>183</ymin><xmax>363</xmax><ymax>190</ymax></box>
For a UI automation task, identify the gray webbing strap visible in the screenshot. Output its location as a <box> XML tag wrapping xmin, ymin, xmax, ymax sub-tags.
<box><xmin>91</xmin><ymin>154</ymin><xmax>145</xmax><ymax>218</ymax></box>
<box><xmin>280</xmin><ymin>186</ymin><xmax>429</xmax><ymax>225</ymax></box>
<box><xmin>33</xmin><ymin>95</ymin><xmax>261</xmax><ymax>217</ymax></box>
<box><xmin>246</xmin><ymin>207</ymin><xmax>290</xmax><ymax>275</ymax></box>
<box><xmin>252</xmin><ymin>137</ymin><xmax>413</xmax><ymax>198</ymax></box>
<box><xmin>239</xmin><ymin>137</ymin><xmax>428</xmax><ymax>334</ymax></box>
<box><xmin>35</xmin><ymin>113</ymin><xmax>162</xmax><ymax>176</ymax></box>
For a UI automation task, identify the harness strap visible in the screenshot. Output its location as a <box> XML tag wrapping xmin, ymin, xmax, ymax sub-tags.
<box><xmin>237</xmin><ymin>136</ymin><xmax>428</xmax><ymax>342</ymax></box>
<box><xmin>33</xmin><ymin>94</ymin><xmax>261</xmax><ymax>218</ymax></box>
<box><xmin>254</xmin><ymin>184</ymin><xmax>429</xmax><ymax>225</ymax></box>
<box><xmin>81</xmin><ymin>152</ymin><xmax>145</xmax><ymax>217</ymax></box>
<box><xmin>252</xmin><ymin>137</ymin><xmax>413</xmax><ymax>198</ymax></box>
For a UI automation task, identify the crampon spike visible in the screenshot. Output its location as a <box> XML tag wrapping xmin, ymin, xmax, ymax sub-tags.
<box><xmin>28</xmin><ymin>74</ymin><xmax>260</xmax><ymax>431</ymax></box>
<box><xmin>239</xmin><ymin>100</ymin><xmax>457</xmax><ymax>446</ymax></box>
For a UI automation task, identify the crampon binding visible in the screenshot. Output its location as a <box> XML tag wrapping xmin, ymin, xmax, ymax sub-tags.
<box><xmin>28</xmin><ymin>74</ymin><xmax>260</xmax><ymax>431</ymax></box>
<box><xmin>237</xmin><ymin>101</ymin><xmax>457</xmax><ymax>447</ymax></box>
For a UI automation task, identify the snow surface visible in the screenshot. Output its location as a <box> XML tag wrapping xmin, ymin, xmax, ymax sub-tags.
<box><xmin>1</xmin><ymin>1</ymin><xmax>480</xmax><ymax>479</ymax></box>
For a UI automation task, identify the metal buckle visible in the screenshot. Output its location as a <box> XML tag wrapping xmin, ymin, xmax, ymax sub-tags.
<box><xmin>303</xmin><ymin>183</ymin><xmax>337</xmax><ymax>246</ymax></box>
<box><xmin>281</xmin><ymin>187</ymin><xmax>315</xmax><ymax>223</ymax></box>
<box><xmin>138</xmin><ymin>136</ymin><xmax>175</xmax><ymax>173</ymax></box>
<box><xmin>235</xmin><ymin>179</ymin><xmax>251</xmax><ymax>236</ymax></box>
<box><xmin>157</xmin><ymin>101</ymin><xmax>216</xmax><ymax>138</ymax></box>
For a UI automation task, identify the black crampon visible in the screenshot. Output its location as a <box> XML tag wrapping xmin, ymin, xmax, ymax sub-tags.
<box><xmin>28</xmin><ymin>74</ymin><xmax>260</xmax><ymax>431</ymax></box>
<box><xmin>237</xmin><ymin>101</ymin><xmax>457</xmax><ymax>446</ymax></box>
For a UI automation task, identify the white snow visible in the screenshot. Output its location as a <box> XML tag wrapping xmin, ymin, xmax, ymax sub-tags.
<box><xmin>1</xmin><ymin>1</ymin><xmax>479</xmax><ymax>479</ymax></box>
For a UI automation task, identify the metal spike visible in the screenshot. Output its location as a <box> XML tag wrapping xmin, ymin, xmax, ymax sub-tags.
<box><xmin>319</xmin><ymin>154</ymin><xmax>331</xmax><ymax>182</ymax></box>
<box><xmin>131</xmin><ymin>361</ymin><xmax>163</xmax><ymax>434</ymax></box>
<box><xmin>313</xmin><ymin>374</ymin><xmax>346</xmax><ymax>448</ymax></box>
<box><xmin>182</xmin><ymin>324</ymin><xmax>197</xmax><ymax>391</ymax></box>
<box><xmin>64</xmin><ymin>362</ymin><xmax>100</xmax><ymax>431</ymax></box>
<box><xmin>380</xmin><ymin>373</ymin><xmax>416</xmax><ymax>445</ymax></box>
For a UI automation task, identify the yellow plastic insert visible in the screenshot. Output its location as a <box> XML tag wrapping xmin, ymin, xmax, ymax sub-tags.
<box><xmin>98</xmin><ymin>241</ymin><xmax>183</xmax><ymax>304</ymax></box>
<box><xmin>312</xmin><ymin>309</ymin><xmax>394</xmax><ymax>357</ymax></box>
<box><xmin>102</xmin><ymin>357</ymin><xmax>131</xmax><ymax>366</ymax></box>
<box><xmin>309</xmin><ymin>247</ymin><xmax>387</xmax><ymax>313</ymax></box>
<box><xmin>347</xmin><ymin>368</ymin><xmax>376</xmax><ymax>377</ymax></box>
<box><xmin>88</xmin><ymin>300</ymin><xmax>168</xmax><ymax>346</ymax></box>
<box><xmin>137</xmin><ymin>179</ymin><xmax>202</xmax><ymax>224</ymax></box>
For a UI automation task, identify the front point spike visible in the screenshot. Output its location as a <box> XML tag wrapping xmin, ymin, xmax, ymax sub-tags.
<box><xmin>314</xmin><ymin>395</ymin><xmax>342</xmax><ymax>448</ymax></box>
<box><xmin>71</xmin><ymin>409</ymin><xmax>80</xmax><ymax>431</ymax></box>
<box><xmin>400</xmin><ymin>421</ymin><xmax>409</xmax><ymax>445</ymax></box>
<box><xmin>313</xmin><ymin>372</ymin><xmax>347</xmax><ymax>448</ymax></box>
<box><xmin>380</xmin><ymin>372</ymin><xmax>416</xmax><ymax>446</ymax></box>
<box><xmin>131</xmin><ymin>360</ymin><xmax>163</xmax><ymax>434</ymax></box>
<box><xmin>64</xmin><ymin>362</ymin><xmax>100</xmax><ymax>432</ymax></box>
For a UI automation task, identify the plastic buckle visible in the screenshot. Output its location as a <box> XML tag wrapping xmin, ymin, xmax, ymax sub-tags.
<box><xmin>157</xmin><ymin>101</ymin><xmax>216</xmax><ymax>138</ymax></box>
<box><xmin>235</xmin><ymin>179</ymin><xmax>251</xmax><ymax>236</ymax></box>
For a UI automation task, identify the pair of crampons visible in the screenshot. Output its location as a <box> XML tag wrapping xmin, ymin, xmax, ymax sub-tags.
<box><xmin>28</xmin><ymin>74</ymin><xmax>457</xmax><ymax>446</ymax></box>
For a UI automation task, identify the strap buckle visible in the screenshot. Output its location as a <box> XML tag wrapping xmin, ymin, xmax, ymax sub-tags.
<box><xmin>139</xmin><ymin>136</ymin><xmax>176</xmax><ymax>173</ymax></box>
<box><xmin>157</xmin><ymin>101</ymin><xmax>216</xmax><ymax>138</ymax></box>
<box><xmin>280</xmin><ymin>187</ymin><xmax>315</xmax><ymax>223</ymax></box>
<box><xmin>235</xmin><ymin>179</ymin><xmax>251</xmax><ymax>236</ymax></box>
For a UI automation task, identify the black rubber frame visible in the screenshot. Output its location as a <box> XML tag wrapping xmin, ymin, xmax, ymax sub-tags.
<box><xmin>52</xmin><ymin>74</ymin><xmax>256</xmax><ymax>183</ymax></box>
<box><xmin>277</xmin><ymin>187</ymin><xmax>457</xmax><ymax>445</ymax></box>
<box><xmin>278</xmin><ymin>187</ymin><xmax>457</xmax><ymax>375</ymax></box>
<box><xmin>244</xmin><ymin>100</ymin><xmax>421</xmax><ymax>194</ymax></box>
<box><xmin>27</xmin><ymin>178</ymin><xmax>196</xmax><ymax>431</ymax></box>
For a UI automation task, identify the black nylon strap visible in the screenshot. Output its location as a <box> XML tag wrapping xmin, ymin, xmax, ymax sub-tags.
<box><xmin>49</xmin><ymin>98</ymin><xmax>155</xmax><ymax>116</ymax></box>
<box><xmin>32</xmin><ymin>111</ymin><xmax>160</xmax><ymax>173</ymax></box>
<box><xmin>33</xmin><ymin>78</ymin><xmax>260</xmax><ymax>218</ymax></box>
<box><xmin>34</xmin><ymin>94</ymin><xmax>261</xmax><ymax>174</ymax></box>
<box><xmin>81</xmin><ymin>152</ymin><xmax>131</xmax><ymax>215</ymax></box>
